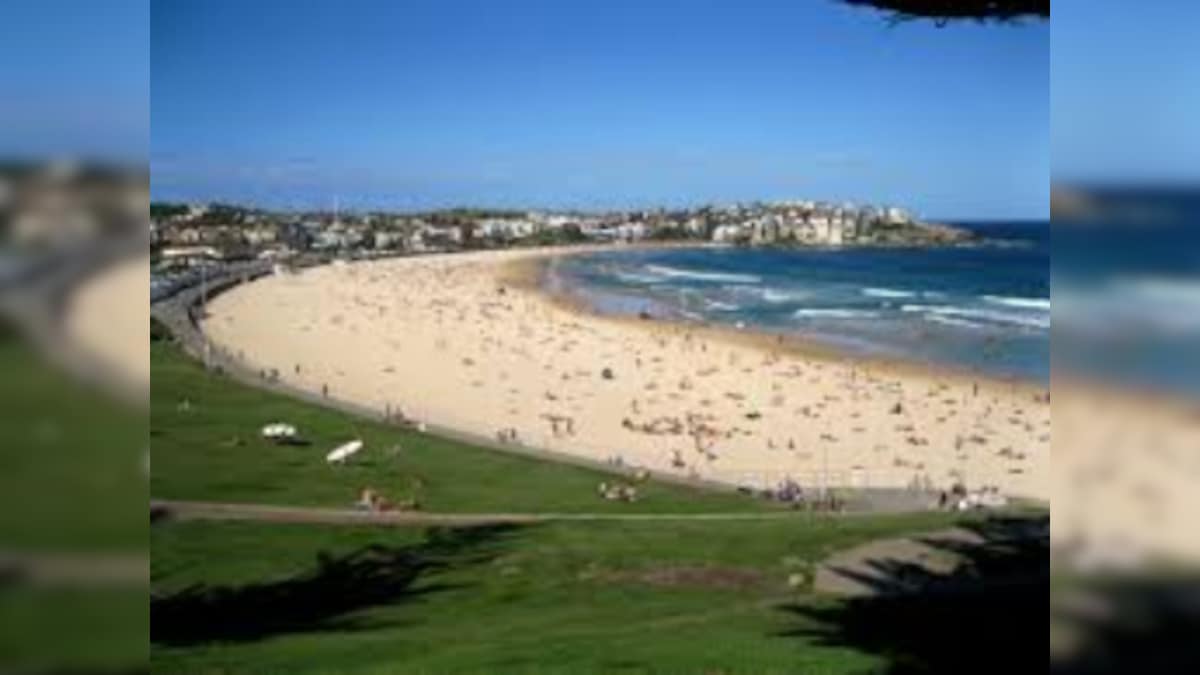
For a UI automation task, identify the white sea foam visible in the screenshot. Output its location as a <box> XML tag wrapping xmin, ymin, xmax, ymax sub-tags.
<box><xmin>1118</xmin><ymin>278</ymin><xmax>1200</xmax><ymax>308</ymax></box>
<box><xmin>982</xmin><ymin>295</ymin><xmax>1051</xmax><ymax>310</ymax></box>
<box><xmin>1055</xmin><ymin>277</ymin><xmax>1200</xmax><ymax>335</ymax></box>
<box><xmin>863</xmin><ymin>287</ymin><xmax>917</xmax><ymax>299</ymax></box>
<box><xmin>760</xmin><ymin>288</ymin><xmax>807</xmax><ymax>303</ymax></box>
<box><xmin>705</xmin><ymin>300</ymin><xmax>740</xmax><ymax>312</ymax></box>
<box><xmin>614</xmin><ymin>271</ymin><xmax>667</xmax><ymax>285</ymax></box>
<box><xmin>644</xmin><ymin>264</ymin><xmax>761</xmax><ymax>284</ymax></box>
<box><xmin>901</xmin><ymin>304</ymin><xmax>1050</xmax><ymax>330</ymax></box>
<box><xmin>923</xmin><ymin>314</ymin><xmax>988</xmax><ymax>330</ymax></box>
<box><xmin>793</xmin><ymin>308</ymin><xmax>877</xmax><ymax>320</ymax></box>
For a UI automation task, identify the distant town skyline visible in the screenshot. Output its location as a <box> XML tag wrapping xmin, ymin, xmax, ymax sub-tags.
<box><xmin>151</xmin><ymin>0</ymin><xmax>1049</xmax><ymax>220</ymax></box>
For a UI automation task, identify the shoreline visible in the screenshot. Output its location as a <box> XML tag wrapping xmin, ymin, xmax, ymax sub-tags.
<box><xmin>502</xmin><ymin>248</ymin><xmax>1049</xmax><ymax>398</ymax></box>
<box><xmin>201</xmin><ymin>246</ymin><xmax>1051</xmax><ymax>501</ymax></box>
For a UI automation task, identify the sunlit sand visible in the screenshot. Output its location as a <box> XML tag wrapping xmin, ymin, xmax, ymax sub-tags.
<box><xmin>203</xmin><ymin>248</ymin><xmax>1051</xmax><ymax>501</ymax></box>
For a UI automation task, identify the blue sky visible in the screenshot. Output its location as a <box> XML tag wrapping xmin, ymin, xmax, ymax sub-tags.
<box><xmin>151</xmin><ymin>0</ymin><xmax>1048</xmax><ymax>218</ymax></box>
<box><xmin>0</xmin><ymin>0</ymin><xmax>148</xmax><ymax>160</ymax></box>
<box><xmin>1052</xmin><ymin>0</ymin><xmax>1200</xmax><ymax>184</ymax></box>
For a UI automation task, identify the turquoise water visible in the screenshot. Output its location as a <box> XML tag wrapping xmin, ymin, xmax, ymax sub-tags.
<box><xmin>548</xmin><ymin>222</ymin><xmax>1050</xmax><ymax>383</ymax></box>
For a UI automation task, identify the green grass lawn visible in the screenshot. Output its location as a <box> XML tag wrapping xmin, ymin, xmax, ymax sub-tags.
<box><xmin>152</xmin><ymin>340</ymin><xmax>770</xmax><ymax>514</ymax></box>
<box><xmin>0</xmin><ymin>329</ymin><xmax>146</xmax><ymax>673</ymax></box>
<box><xmin>152</xmin><ymin>513</ymin><xmax>972</xmax><ymax>675</ymax></box>
<box><xmin>151</xmin><ymin>335</ymin><xmax>1039</xmax><ymax>674</ymax></box>
<box><xmin>0</xmin><ymin>332</ymin><xmax>146</xmax><ymax>551</ymax></box>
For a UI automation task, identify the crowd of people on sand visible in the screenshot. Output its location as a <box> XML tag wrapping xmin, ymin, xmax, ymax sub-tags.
<box><xmin>201</xmin><ymin>253</ymin><xmax>1048</xmax><ymax>513</ymax></box>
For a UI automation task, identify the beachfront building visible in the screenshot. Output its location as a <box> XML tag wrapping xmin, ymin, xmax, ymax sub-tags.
<box><xmin>242</xmin><ymin>224</ymin><xmax>278</xmax><ymax>247</ymax></box>
<box><xmin>146</xmin><ymin>197</ymin><xmax>942</xmax><ymax>260</ymax></box>
<box><xmin>711</xmin><ymin>224</ymin><xmax>747</xmax><ymax>243</ymax></box>
<box><xmin>372</xmin><ymin>230</ymin><xmax>404</xmax><ymax>250</ymax></box>
<box><xmin>827</xmin><ymin>220</ymin><xmax>845</xmax><ymax>246</ymax></box>
<box><xmin>409</xmin><ymin>223</ymin><xmax>463</xmax><ymax>251</ymax></box>
<box><xmin>157</xmin><ymin>245</ymin><xmax>227</xmax><ymax>267</ymax></box>
<box><xmin>278</xmin><ymin>221</ymin><xmax>314</xmax><ymax>252</ymax></box>
<box><xmin>312</xmin><ymin>228</ymin><xmax>362</xmax><ymax>251</ymax></box>
<box><xmin>884</xmin><ymin>206</ymin><xmax>912</xmax><ymax>225</ymax></box>
<box><xmin>615</xmin><ymin>222</ymin><xmax>648</xmax><ymax>241</ymax></box>
<box><xmin>478</xmin><ymin>217</ymin><xmax>538</xmax><ymax>241</ymax></box>
<box><xmin>750</xmin><ymin>215</ymin><xmax>781</xmax><ymax>245</ymax></box>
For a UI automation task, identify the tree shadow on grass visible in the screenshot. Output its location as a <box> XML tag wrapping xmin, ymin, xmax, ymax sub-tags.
<box><xmin>779</xmin><ymin>515</ymin><xmax>1049</xmax><ymax>674</ymax></box>
<box><xmin>1051</xmin><ymin>575</ymin><xmax>1200</xmax><ymax>675</ymax></box>
<box><xmin>152</xmin><ymin>523</ymin><xmax>522</xmax><ymax>646</ymax></box>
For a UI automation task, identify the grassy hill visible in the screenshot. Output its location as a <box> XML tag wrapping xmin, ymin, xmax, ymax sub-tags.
<box><xmin>153</xmin><ymin>514</ymin><xmax>987</xmax><ymax>674</ymax></box>
<box><xmin>0</xmin><ymin>330</ymin><xmax>146</xmax><ymax>673</ymax></box>
<box><xmin>151</xmin><ymin>338</ymin><xmax>1040</xmax><ymax>674</ymax></box>
<box><xmin>151</xmin><ymin>341</ymin><xmax>774</xmax><ymax>514</ymax></box>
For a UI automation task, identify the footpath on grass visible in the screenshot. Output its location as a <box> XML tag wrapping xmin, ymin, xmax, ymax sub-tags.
<box><xmin>151</xmin><ymin>499</ymin><xmax>843</xmax><ymax>527</ymax></box>
<box><xmin>152</xmin><ymin>499</ymin><xmax>1048</xmax><ymax>599</ymax></box>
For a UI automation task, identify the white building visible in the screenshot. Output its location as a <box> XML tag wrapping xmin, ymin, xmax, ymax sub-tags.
<box><xmin>711</xmin><ymin>224</ymin><xmax>746</xmax><ymax>243</ymax></box>
<box><xmin>373</xmin><ymin>230</ymin><xmax>403</xmax><ymax>250</ymax></box>
<box><xmin>616</xmin><ymin>222</ymin><xmax>648</xmax><ymax>241</ymax></box>
<box><xmin>884</xmin><ymin>207</ymin><xmax>912</xmax><ymax>225</ymax></box>
<box><xmin>243</xmin><ymin>226</ymin><xmax>278</xmax><ymax>246</ymax></box>
<box><xmin>479</xmin><ymin>218</ymin><xmax>537</xmax><ymax>240</ymax></box>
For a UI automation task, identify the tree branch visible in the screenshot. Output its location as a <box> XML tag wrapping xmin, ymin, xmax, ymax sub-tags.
<box><xmin>842</xmin><ymin>0</ymin><xmax>1049</xmax><ymax>26</ymax></box>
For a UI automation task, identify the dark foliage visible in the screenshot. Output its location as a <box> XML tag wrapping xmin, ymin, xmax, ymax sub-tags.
<box><xmin>150</xmin><ymin>317</ymin><xmax>171</xmax><ymax>342</ymax></box>
<box><xmin>1052</xmin><ymin>577</ymin><xmax>1200</xmax><ymax>675</ymax></box>
<box><xmin>152</xmin><ymin>524</ymin><xmax>520</xmax><ymax>646</ymax></box>
<box><xmin>781</xmin><ymin>515</ymin><xmax>1049</xmax><ymax>674</ymax></box>
<box><xmin>842</xmin><ymin>0</ymin><xmax>1049</xmax><ymax>26</ymax></box>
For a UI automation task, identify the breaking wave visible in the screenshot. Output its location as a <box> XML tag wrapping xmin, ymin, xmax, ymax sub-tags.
<box><xmin>643</xmin><ymin>264</ymin><xmax>761</xmax><ymax>284</ymax></box>
<box><xmin>613</xmin><ymin>271</ymin><xmax>667</xmax><ymax>285</ymax></box>
<box><xmin>862</xmin><ymin>287</ymin><xmax>917</xmax><ymax>299</ymax></box>
<box><xmin>704</xmin><ymin>300</ymin><xmax>740</xmax><ymax>312</ymax></box>
<box><xmin>923</xmin><ymin>314</ymin><xmax>988</xmax><ymax>330</ymax></box>
<box><xmin>792</xmin><ymin>308</ymin><xmax>878</xmax><ymax>320</ymax></box>
<box><xmin>982</xmin><ymin>295</ymin><xmax>1051</xmax><ymax>310</ymax></box>
<box><xmin>759</xmin><ymin>287</ymin><xmax>808</xmax><ymax>303</ymax></box>
<box><xmin>901</xmin><ymin>304</ymin><xmax>1050</xmax><ymax>330</ymax></box>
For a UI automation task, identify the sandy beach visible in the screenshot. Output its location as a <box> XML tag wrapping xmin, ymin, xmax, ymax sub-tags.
<box><xmin>65</xmin><ymin>254</ymin><xmax>151</xmax><ymax>398</ymax></box>
<box><xmin>201</xmin><ymin>247</ymin><xmax>1051</xmax><ymax>501</ymax></box>
<box><xmin>1050</xmin><ymin>378</ymin><xmax>1200</xmax><ymax>565</ymax></box>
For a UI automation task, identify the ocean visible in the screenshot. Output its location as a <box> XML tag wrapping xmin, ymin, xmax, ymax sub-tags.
<box><xmin>546</xmin><ymin>222</ymin><xmax>1050</xmax><ymax>383</ymax></box>
<box><xmin>1052</xmin><ymin>190</ymin><xmax>1200</xmax><ymax>398</ymax></box>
